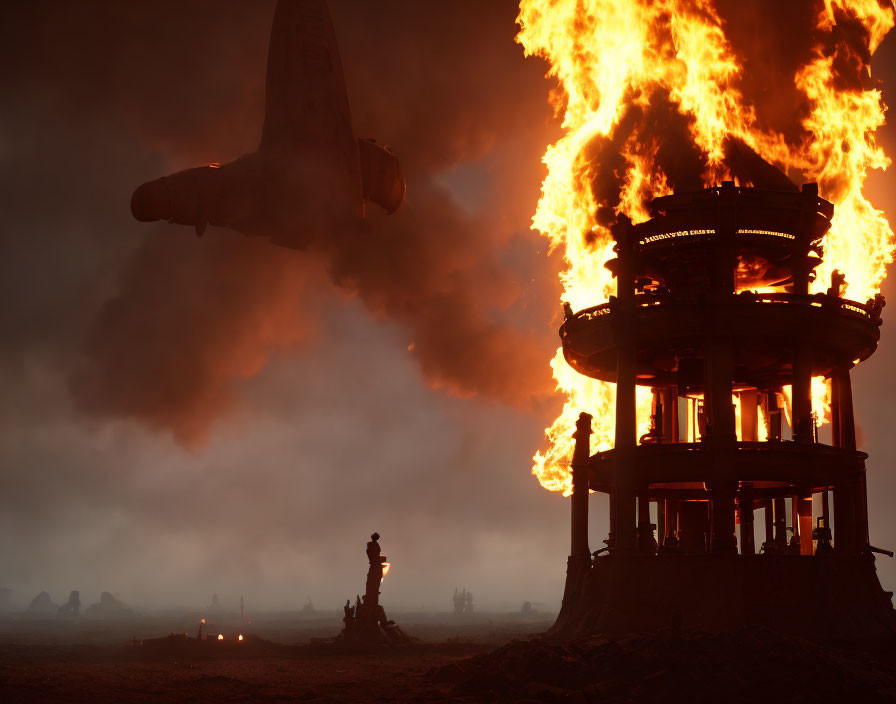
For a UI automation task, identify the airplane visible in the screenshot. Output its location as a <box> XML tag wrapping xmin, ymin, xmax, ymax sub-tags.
<box><xmin>130</xmin><ymin>0</ymin><xmax>405</xmax><ymax>249</ymax></box>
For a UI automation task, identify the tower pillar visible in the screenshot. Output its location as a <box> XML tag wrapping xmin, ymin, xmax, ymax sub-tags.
<box><xmin>571</xmin><ymin>412</ymin><xmax>592</xmax><ymax>560</ymax></box>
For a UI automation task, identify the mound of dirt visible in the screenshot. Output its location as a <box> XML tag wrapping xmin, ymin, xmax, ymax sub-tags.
<box><xmin>432</xmin><ymin>628</ymin><xmax>896</xmax><ymax>703</ymax></box>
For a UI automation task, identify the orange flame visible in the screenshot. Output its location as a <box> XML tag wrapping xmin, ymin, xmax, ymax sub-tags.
<box><xmin>381</xmin><ymin>562</ymin><xmax>391</xmax><ymax>579</ymax></box>
<box><xmin>517</xmin><ymin>0</ymin><xmax>894</xmax><ymax>494</ymax></box>
<box><xmin>217</xmin><ymin>634</ymin><xmax>224</xmax><ymax>640</ymax></box>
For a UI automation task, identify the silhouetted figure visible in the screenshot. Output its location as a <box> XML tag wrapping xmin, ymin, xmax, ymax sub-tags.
<box><xmin>827</xmin><ymin>270</ymin><xmax>846</xmax><ymax>298</ymax></box>
<box><xmin>337</xmin><ymin>533</ymin><xmax>409</xmax><ymax>646</ymax></box>
<box><xmin>871</xmin><ymin>293</ymin><xmax>887</xmax><ymax>323</ymax></box>
<box><xmin>57</xmin><ymin>590</ymin><xmax>80</xmax><ymax>618</ymax></box>
<box><xmin>813</xmin><ymin>517</ymin><xmax>834</xmax><ymax>554</ymax></box>
<box><xmin>365</xmin><ymin>532</ymin><xmax>387</xmax><ymax>607</ymax></box>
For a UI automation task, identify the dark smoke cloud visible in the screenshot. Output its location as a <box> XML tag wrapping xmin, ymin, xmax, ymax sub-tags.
<box><xmin>57</xmin><ymin>0</ymin><xmax>557</xmax><ymax>444</ymax></box>
<box><xmin>71</xmin><ymin>231</ymin><xmax>326</xmax><ymax>448</ymax></box>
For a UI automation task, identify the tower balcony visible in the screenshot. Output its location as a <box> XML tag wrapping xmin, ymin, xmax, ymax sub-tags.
<box><xmin>560</xmin><ymin>292</ymin><xmax>882</xmax><ymax>389</ymax></box>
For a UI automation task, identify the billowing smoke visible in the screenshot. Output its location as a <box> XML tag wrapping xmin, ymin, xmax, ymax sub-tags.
<box><xmin>61</xmin><ymin>1</ymin><xmax>558</xmax><ymax>445</ymax></box>
<box><xmin>567</xmin><ymin>0</ymin><xmax>894</xmax><ymax>217</ymax></box>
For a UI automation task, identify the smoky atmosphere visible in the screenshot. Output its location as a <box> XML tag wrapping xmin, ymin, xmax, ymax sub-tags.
<box><xmin>9</xmin><ymin>2</ymin><xmax>896</xmax><ymax>702</ymax></box>
<box><xmin>0</xmin><ymin>0</ymin><xmax>568</xmax><ymax>614</ymax></box>
<box><xmin>2</xmin><ymin>0</ymin><xmax>896</xmax><ymax>642</ymax></box>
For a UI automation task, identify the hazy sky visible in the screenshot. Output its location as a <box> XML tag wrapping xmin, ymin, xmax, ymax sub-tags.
<box><xmin>1</xmin><ymin>1</ymin><xmax>895</xmax><ymax>613</ymax></box>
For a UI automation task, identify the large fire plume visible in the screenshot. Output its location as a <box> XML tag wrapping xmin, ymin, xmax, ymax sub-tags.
<box><xmin>517</xmin><ymin>0</ymin><xmax>895</xmax><ymax>495</ymax></box>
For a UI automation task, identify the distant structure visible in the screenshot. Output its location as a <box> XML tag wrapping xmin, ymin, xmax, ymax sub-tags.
<box><xmin>129</xmin><ymin>0</ymin><xmax>405</xmax><ymax>248</ymax></box>
<box><xmin>84</xmin><ymin>592</ymin><xmax>133</xmax><ymax>619</ymax></box>
<box><xmin>452</xmin><ymin>588</ymin><xmax>474</xmax><ymax>615</ymax></box>
<box><xmin>207</xmin><ymin>594</ymin><xmax>223</xmax><ymax>615</ymax></box>
<box><xmin>554</xmin><ymin>183</ymin><xmax>896</xmax><ymax>639</ymax></box>
<box><xmin>25</xmin><ymin>591</ymin><xmax>57</xmax><ymax>617</ymax></box>
<box><xmin>302</xmin><ymin>597</ymin><xmax>315</xmax><ymax>615</ymax></box>
<box><xmin>57</xmin><ymin>590</ymin><xmax>80</xmax><ymax>618</ymax></box>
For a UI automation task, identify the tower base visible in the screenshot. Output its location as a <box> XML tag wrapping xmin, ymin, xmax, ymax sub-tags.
<box><xmin>550</xmin><ymin>553</ymin><xmax>896</xmax><ymax>641</ymax></box>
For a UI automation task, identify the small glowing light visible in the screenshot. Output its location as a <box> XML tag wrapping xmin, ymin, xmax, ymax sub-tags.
<box><xmin>200</xmin><ymin>618</ymin><xmax>206</xmax><ymax>624</ymax></box>
<box><xmin>238</xmin><ymin>634</ymin><xmax>244</xmax><ymax>641</ymax></box>
<box><xmin>217</xmin><ymin>634</ymin><xmax>224</xmax><ymax>641</ymax></box>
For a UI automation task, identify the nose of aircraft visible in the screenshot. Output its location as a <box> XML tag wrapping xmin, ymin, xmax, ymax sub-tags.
<box><xmin>130</xmin><ymin>179</ymin><xmax>170</xmax><ymax>222</ymax></box>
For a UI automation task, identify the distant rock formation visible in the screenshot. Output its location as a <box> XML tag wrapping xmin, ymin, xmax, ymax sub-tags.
<box><xmin>57</xmin><ymin>590</ymin><xmax>80</xmax><ymax>618</ymax></box>
<box><xmin>84</xmin><ymin>592</ymin><xmax>133</xmax><ymax>619</ymax></box>
<box><xmin>434</xmin><ymin>628</ymin><xmax>896</xmax><ymax>702</ymax></box>
<box><xmin>25</xmin><ymin>591</ymin><xmax>58</xmax><ymax>616</ymax></box>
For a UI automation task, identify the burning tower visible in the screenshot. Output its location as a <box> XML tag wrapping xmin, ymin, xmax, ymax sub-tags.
<box><xmin>553</xmin><ymin>182</ymin><xmax>895</xmax><ymax>639</ymax></box>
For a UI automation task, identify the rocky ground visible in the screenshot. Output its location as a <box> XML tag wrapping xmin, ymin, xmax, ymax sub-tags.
<box><xmin>0</xmin><ymin>612</ymin><xmax>549</xmax><ymax>703</ymax></box>
<box><xmin>4</xmin><ymin>617</ymin><xmax>896</xmax><ymax>703</ymax></box>
<box><xmin>434</xmin><ymin>627</ymin><xmax>896</xmax><ymax>703</ymax></box>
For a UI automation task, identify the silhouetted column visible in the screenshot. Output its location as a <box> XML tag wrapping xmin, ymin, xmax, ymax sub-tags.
<box><xmin>612</xmin><ymin>215</ymin><xmax>638</xmax><ymax>554</ymax></box>
<box><xmin>706</xmin><ymin>338</ymin><xmax>737</xmax><ymax>552</ymax></box>
<box><xmin>822</xmin><ymin>489</ymin><xmax>832</xmax><ymax>542</ymax></box>
<box><xmin>831</xmin><ymin>372</ymin><xmax>841</xmax><ymax>447</ymax></box>
<box><xmin>608</xmin><ymin>493</ymin><xmax>616</xmax><ymax>551</ymax></box>
<box><xmin>832</xmin><ymin>366</ymin><xmax>860</xmax><ymax>553</ymax></box>
<box><xmin>766</xmin><ymin>391</ymin><xmax>782</xmax><ymax>441</ymax></box>
<box><xmin>638</xmin><ymin>492</ymin><xmax>656</xmax><ymax>554</ymax></box>
<box><xmin>792</xmin><ymin>346</ymin><xmax>813</xmax><ymax>443</ymax></box>
<box><xmin>739</xmin><ymin>483</ymin><xmax>755</xmax><ymax>555</ymax></box>
<box><xmin>615</xmin><ymin>343</ymin><xmax>638</xmax><ymax>553</ymax></box>
<box><xmin>571</xmin><ymin>412</ymin><xmax>592</xmax><ymax>560</ymax></box>
<box><xmin>661</xmin><ymin>387</ymin><xmax>678</xmax><ymax>443</ymax></box>
<box><xmin>798</xmin><ymin>494</ymin><xmax>813</xmax><ymax>555</ymax></box>
<box><xmin>790</xmin><ymin>496</ymin><xmax>801</xmax><ymax>553</ymax></box>
<box><xmin>763</xmin><ymin>499</ymin><xmax>774</xmax><ymax>547</ymax></box>
<box><xmin>774</xmin><ymin>497</ymin><xmax>787</xmax><ymax>548</ymax></box>
<box><xmin>740</xmin><ymin>391</ymin><xmax>759</xmax><ymax>442</ymax></box>
<box><xmin>664</xmin><ymin>500</ymin><xmax>678</xmax><ymax>545</ymax></box>
<box><xmin>839</xmin><ymin>367</ymin><xmax>868</xmax><ymax>549</ymax></box>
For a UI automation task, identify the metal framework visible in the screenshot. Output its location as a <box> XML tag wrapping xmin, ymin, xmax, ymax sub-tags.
<box><xmin>553</xmin><ymin>182</ymin><xmax>894</xmax><ymax>638</ymax></box>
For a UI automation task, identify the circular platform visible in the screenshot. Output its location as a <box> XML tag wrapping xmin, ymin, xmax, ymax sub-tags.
<box><xmin>561</xmin><ymin>293</ymin><xmax>880</xmax><ymax>388</ymax></box>
<box><xmin>587</xmin><ymin>441</ymin><xmax>866</xmax><ymax>497</ymax></box>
